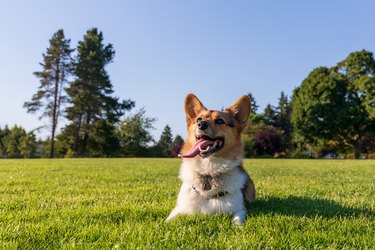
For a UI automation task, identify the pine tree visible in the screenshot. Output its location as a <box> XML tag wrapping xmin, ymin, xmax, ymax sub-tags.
<box><xmin>3</xmin><ymin>125</ymin><xmax>26</xmax><ymax>158</ymax></box>
<box><xmin>19</xmin><ymin>132</ymin><xmax>37</xmax><ymax>158</ymax></box>
<box><xmin>24</xmin><ymin>29</ymin><xmax>73</xmax><ymax>158</ymax></box>
<box><xmin>247</xmin><ymin>93</ymin><xmax>259</xmax><ymax>114</ymax></box>
<box><xmin>275</xmin><ymin>91</ymin><xmax>292</xmax><ymax>151</ymax></box>
<box><xmin>157</xmin><ymin>125</ymin><xmax>173</xmax><ymax>157</ymax></box>
<box><xmin>0</xmin><ymin>126</ymin><xmax>10</xmax><ymax>157</ymax></box>
<box><xmin>65</xmin><ymin>28</ymin><xmax>134</xmax><ymax>156</ymax></box>
<box><xmin>263</xmin><ymin>104</ymin><xmax>277</xmax><ymax>126</ymax></box>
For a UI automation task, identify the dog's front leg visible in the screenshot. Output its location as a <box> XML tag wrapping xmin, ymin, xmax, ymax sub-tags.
<box><xmin>166</xmin><ymin>207</ymin><xmax>181</xmax><ymax>221</ymax></box>
<box><xmin>232</xmin><ymin>209</ymin><xmax>246</xmax><ymax>225</ymax></box>
<box><xmin>166</xmin><ymin>184</ymin><xmax>195</xmax><ymax>222</ymax></box>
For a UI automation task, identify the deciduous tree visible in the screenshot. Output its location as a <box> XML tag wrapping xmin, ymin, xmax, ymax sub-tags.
<box><xmin>253</xmin><ymin>126</ymin><xmax>283</xmax><ymax>156</ymax></box>
<box><xmin>118</xmin><ymin>109</ymin><xmax>155</xmax><ymax>157</ymax></box>
<box><xmin>292</xmin><ymin>50</ymin><xmax>375</xmax><ymax>158</ymax></box>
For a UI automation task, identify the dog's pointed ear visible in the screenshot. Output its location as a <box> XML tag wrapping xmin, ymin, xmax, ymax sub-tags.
<box><xmin>226</xmin><ymin>95</ymin><xmax>251</xmax><ymax>131</ymax></box>
<box><xmin>184</xmin><ymin>94</ymin><xmax>207</xmax><ymax>124</ymax></box>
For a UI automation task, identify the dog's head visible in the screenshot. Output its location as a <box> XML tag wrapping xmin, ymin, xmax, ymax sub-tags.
<box><xmin>179</xmin><ymin>94</ymin><xmax>250</xmax><ymax>160</ymax></box>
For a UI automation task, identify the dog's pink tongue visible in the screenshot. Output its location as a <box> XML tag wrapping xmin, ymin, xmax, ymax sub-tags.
<box><xmin>178</xmin><ymin>139</ymin><xmax>214</xmax><ymax>158</ymax></box>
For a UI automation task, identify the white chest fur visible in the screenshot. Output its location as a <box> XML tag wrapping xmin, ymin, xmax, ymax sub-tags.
<box><xmin>167</xmin><ymin>157</ymin><xmax>248</xmax><ymax>224</ymax></box>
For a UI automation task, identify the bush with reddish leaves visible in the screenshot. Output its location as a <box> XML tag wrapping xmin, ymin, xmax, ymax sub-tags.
<box><xmin>253</xmin><ymin>126</ymin><xmax>283</xmax><ymax>156</ymax></box>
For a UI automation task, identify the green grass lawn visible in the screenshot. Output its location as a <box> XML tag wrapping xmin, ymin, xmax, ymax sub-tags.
<box><xmin>0</xmin><ymin>158</ymin><xmax>374</xmax><ymax>249</ymax></box>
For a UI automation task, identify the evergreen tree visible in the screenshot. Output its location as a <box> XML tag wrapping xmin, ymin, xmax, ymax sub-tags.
<box><xmin>275</xmin><ymin>91</ymin><xmax>292</xmax><ymax>151</ymax></box>
<box><xmin>19</xmin><ymin>132</ymin><xmax>37</xmax><ymax>158</ymax></box>
<box><xmin>1</xmin><ymin>125</ymin><xmax>36</xmax><ymax>158</ymax></box>
<box><xmin>3</xmin><ymin>125</ymin><xmax>24</xmax><ymax>158</ymax></box>
<box><xmin>24</xmin><ymin>29</ymin><xmax>73</xmax><ymax>158</ymax></box>
<box><xmin>90</xmin><ymin>119</ymin><xmax>123</xmax><ymax>157</ymax></box>
<box><xmin>157</xmin><ymin>125</ymin><xmax>173</xmax><ymax>157</ymax></box>
<box><xmin>277</xmin><ymin>91</ymin><xmax>289</xmax><ymax>120</ymax></box>
<box><xmin>263</xmin><ymin>104</ymin><xmax>277</xmax><ymax>126</ymax></box>
<box><xmin>247</xmin><ymin>93</ymin><xmax>259</xmax><ymax>114</ymax></box>
<box><xmin>0</xmin><ymin>126</ymin><xmax>10</xmax><ymax>157</ymax></box>
<box><xmin>65</xmin><ymin>28</ymin><xmax>134</xmax><ymax>156</ymax></box>
<box><xmin>243</xmin><ymin>92</ymin><xmax>293</xmax><ymax>157</ymax></box>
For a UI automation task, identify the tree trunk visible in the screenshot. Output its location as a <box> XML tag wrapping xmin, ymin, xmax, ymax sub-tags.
<box><xmin>50</xmin><ymin>125</ymin><xmax>55</xmax><ymax>158</ymax></box>
<box><xmin>73</xmin><ymin>114</ymin><xmax>82</xmax><ymax>157</ymax></box>
<box><xmin>50</xmin><ymin>60</ymin><xmax>60</xmax><ymax>158</ymax></box>
<box><xmin>82</xmin><ymin>111</ymin><xmax>91</xmax><ymax>157</ymax></box>
<box><xmin>353</xmin><ymin>142</ymin><xmax>361</xmax><ymax>159</ymax></box>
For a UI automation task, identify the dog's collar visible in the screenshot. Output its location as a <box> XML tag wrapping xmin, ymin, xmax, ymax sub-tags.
<box><xmin>192</xmin><ymin>185</ymin><xmax>228</xmax><ymax>199</ymax></box>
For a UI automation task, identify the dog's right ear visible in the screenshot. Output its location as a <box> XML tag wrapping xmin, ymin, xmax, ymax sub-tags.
<box><xmin>184</xmin><ymin>94</ymin><xmax>207</xmax><ymax>125</ymax></box>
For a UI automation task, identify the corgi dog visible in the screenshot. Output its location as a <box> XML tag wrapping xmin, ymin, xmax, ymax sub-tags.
<box><xmin>166</xmin><ymin>94</ymin><xmax>256</xmax><ymax>224</ymax></box>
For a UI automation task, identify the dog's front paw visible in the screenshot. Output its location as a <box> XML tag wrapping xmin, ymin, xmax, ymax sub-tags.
<box><xmin>232</xmin><ymin>209</ymin><xmax>246</xmax><ymax>225</ymax></box>
<box><xmin>166</xmin><ymin>208</ymin><xmax>180</xmax><ymax>222</ymax></box>
<box><xmin>166</xmin><ymin>213</ymin><xmax>176</xmax><ymax>222</ymax></box>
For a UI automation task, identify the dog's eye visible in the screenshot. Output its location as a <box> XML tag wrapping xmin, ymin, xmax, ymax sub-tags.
<box><xmin>196</xmin><ymin>118</ymin><xmax>202</xmax><ymax>123</ymax></box>
<box><xmin>215</xmin><ymin>119</ymin><xmax>225</xmax><ymax>125</ymax></box>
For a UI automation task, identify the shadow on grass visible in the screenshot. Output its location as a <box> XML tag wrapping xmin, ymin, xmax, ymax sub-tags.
<box><xmin>247</xmin><ymin>196</ymin><xmax>373</xmax><ymax>218</ymax></box>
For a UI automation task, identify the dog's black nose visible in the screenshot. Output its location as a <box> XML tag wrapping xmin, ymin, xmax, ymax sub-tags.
<box><xmin>197</xmin><ymin>120</ymin><xmax>209</xmax><ymax>130</ymax></box>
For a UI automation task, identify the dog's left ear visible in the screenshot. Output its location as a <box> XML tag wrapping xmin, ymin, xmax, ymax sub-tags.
<box><xmin>226</xmin><ymin>95</ymin><xmax>251</xmax><ymax>131</ymax></box>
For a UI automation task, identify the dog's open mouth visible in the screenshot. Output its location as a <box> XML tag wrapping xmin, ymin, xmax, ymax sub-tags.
<box><xmin>178</xmin><ymin>135</ymin><xmax>224</xmax><ymax>158</ymax></box>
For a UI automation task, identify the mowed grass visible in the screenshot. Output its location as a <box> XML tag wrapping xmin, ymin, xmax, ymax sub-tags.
<box><xmin>0</xmin><ymin>159</ymin><xmax>374</xmax><ymax>249</ymax></box>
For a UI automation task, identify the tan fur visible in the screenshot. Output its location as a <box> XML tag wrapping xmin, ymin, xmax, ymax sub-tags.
<box><xmin>167</xmin><ymin>94</ymin><xmax>256</xmax><ymax>224</ymax></box>
<box><xmin>181</xmin><ymin>94</ymin><xmax>256</xmax><ymax>204</ymax></box>
<box><xmin>237</xmin><ymin>165</ymin><xmax>256</xmax><ymax>203</ymax></box>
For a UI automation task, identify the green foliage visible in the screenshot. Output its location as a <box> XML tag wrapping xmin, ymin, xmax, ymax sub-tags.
<box><xmin>18</xmin><ymin>33</ymin><xmax>375</xmax><ymax>159</ymax></box>
<box><xmin>0</xmin><ymin>125</ymin><xmax>36</xmax><ymax>158</ymax></box>
<box><xmin>65</xmin><ymin>28</ymin><xmax>134</xmax><ymax>157</ymax></box>
<box><xmin>292</xmin><ymin>50</ymin><xmax>375</xmax><ymax>158</ymax></box>
<box><xmin>247</xmin><ymin>92</ymin><xmax>259</xmax><ymax>114</ymax></box>
<box><xmin>0</xmin><ymin>159</ymin><xmax>373</xmax><ymax>248</ymax></box>
<box><xmin>262</xmin><ymin>104</ymin><xmax>278</xmax><ymax>126</ymax></box>
<box><xmin>243</xmin><ymin>136</ymin><xmax>256</xmax><ymax>157</ymax></box>
<box><xmin>243</xmin><ymin>91</ymin><xmax>293</xmax><ymax>157</ymax></box>
<box><xmin>0</xmin><ymin>126</ymin><xmax>10</xmax><ymax>157</ymax></box>
<box><xmin>335</xmin><ymin>50</ymin><xmax>375</xmax><ymax>119</ymax></box>
<box><xmin>23</xmin><ymin>29</ymin><xmax>74</xmax><ymax>158</ymax></box>
<box><xmin>19</xmin><ymin>133</ymin><xmax>37</xmax><ymax>158</ymax></box>
<box><xmin>243</xmin><ymin>121</ymin><xmax>264</xmax><ymax>157</ymax></box>
<box><xmin>292</xmin><ymin>67</ymin><xmax>342</xmax><ymax>142</ymax></box>
<box><xmin>155</xmin><ymin>125</ymin><xmax>173</xmax><ymax>157</ymax></box>
<box><xmin>89</xmin><ymin>120</ymin><xmax>122</xmax><ymax>157</ymax></box>
<box><xmin>117</xmin><ymin>109</ymin><xmax>156</xmax><ymax>156</ymax></box>
<box><xmin>4</xmin><ymin>126</ymin><xmax>23</xmax><ymax>158</ymax></box>
<box><xmin>276</xmin><ymin>91</ymin><xmax>293</xmax><ymax>151</ymax></box>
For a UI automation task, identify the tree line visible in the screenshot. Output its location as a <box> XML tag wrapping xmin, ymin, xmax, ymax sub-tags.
<box><xmin>0</xmin><ymin>28</ymin><xmax>183</xmax><ymax>159</ymax></box>
<box><xmin>0</xmin><ymin>29</ymin><xmax>373</xmax><ymax>159</ymax></box>
<box><xmin>243</xmin><ymin>50</ymin><xmax>374</xmax><ymax>159</ymax></box>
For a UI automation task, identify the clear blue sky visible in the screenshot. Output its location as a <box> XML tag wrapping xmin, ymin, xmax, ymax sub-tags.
<box><xmin>1</xmin><ymin>1</ymin><xmax>375</xmax><ymax>140</ymax></box>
